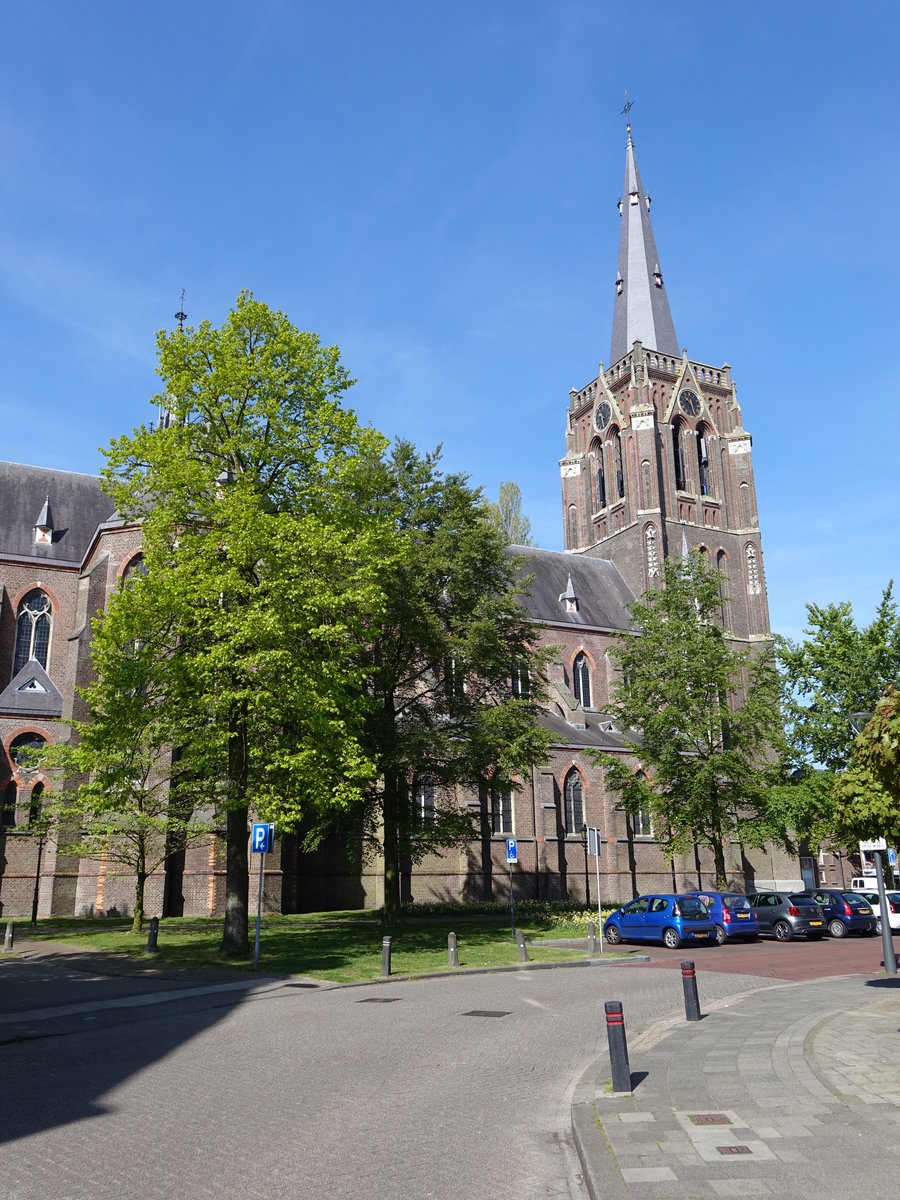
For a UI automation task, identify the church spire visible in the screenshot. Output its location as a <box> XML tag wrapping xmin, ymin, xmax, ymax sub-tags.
<box><xmin>609</xmin><ymin>109</ymin><xmax>679</xmax><ymax>366</ymax></box>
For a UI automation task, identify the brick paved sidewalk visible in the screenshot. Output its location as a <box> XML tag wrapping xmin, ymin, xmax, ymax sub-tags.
<box><xmin>572</xmin><ymin>972</ymin><xmax>900</xmax><ymax>1199</ymax></box>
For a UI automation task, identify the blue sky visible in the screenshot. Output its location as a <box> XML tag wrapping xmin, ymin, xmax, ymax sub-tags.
<box><xmin>2</xmin><ymin>2</ymin><xmax>898</xmax><ymax>641</ymax></box>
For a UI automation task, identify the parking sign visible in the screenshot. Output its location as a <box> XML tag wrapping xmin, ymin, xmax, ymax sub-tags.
<box><xmin>251</xmin><ymin>822</ymin><xmax>275</xmax><ymax>854</ymax></box>
<box><xmin>506</xmin><ymin>838</ymin><xmax>517</xmax><ymax>864</ymax></box>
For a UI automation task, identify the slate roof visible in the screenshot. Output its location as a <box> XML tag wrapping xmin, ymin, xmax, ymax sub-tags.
<box><xmin>539</xmin><ymin>707</ymin><xmax>631</xmax><ymax>751</ymax></box>
<box><xmin>610</xmin><ymin>123</ymin><xmax>679</xmax><ymax>365</ymax></box>
<box><xmin>508</xmin><ymin>545</ymin><xmax>638</xmax><ymax>632</ymax></box>
<box><xmin>0</xmin><ymin>461</ymin><xmax>116</xmax><ymax>565</ymax></box>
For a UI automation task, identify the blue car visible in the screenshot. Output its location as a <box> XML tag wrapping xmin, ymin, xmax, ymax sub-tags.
<box><xmin>802</xmin><ymin>889</ymin><xmax>877</xmax><ymax>938</ymax></box>
<box><xmin>604</xmin><ymin>893</ymin><xmax>716</xmax><ymax>950</ymax></box>
<box><xmin>684</xmin><ymin>891</ymin><xmax>760</xmax><ymax>945</ymax></box>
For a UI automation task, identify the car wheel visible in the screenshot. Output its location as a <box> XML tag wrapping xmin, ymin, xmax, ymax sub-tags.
<box><xmin>662</xmin><ymin>927</ymin><xmax>681</xmax><ymax>950</ymax></box>
<box><xmin>714</xmin><ymin>925</ymin><xmax>726</xmax><ymax>946</ymax></box>
<box><xmin>605</xmin><ymin>924</ymin><xmax>622</xmax><ymax>946</ymax></box>
<box><xmin>828</xmin><ymin>918</ymin><xmax>847</xmax><ymax>938</ymax></box>
<box><xmin>774</xmin><ymin>920</ymin><xmax>793</xmax><ymax>942</ymax></box>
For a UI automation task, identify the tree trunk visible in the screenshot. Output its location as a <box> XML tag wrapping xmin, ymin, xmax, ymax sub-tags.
<box><xmin>220</xmin><ymin>702</ymin><xmax>250</xmax><ymax>956</ymax></box>
<box><xmin>220</xmin><ymin>803</ymin><xmax>250</xmax><ymax>955</ymax></box>
<box><xmin>713</xmin><ymin>835</ymin><xmax>728</xmax><ymax>890</ymax></box>
<box><xmin>382</xmin><ymin>772</ymin><xmax>401</xmax><ymax>922</ymax></box>
<box><xmin>132</xmin><ymin>849</ymin><xmax>146</xmax><ymax>935</ymax></box>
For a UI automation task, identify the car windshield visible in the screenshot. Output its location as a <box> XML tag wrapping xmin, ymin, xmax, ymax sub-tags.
<box><xmin>722</xmin><ymin>895</ymin><xmax>751</xmax><ymax>911</ymax></box>
<box><xmin>841</xmin><ymin>893</ymin><xmax>869</xmax><ymax>908</ymax></box>
<box><xmin>678</xmin><ymin>897</ymin><xmax>709</xmax><ymax>918</ymax></box>
<box><xmin>788</xmin><ymin>895</ymin><xmax>819</xmax><ymax>907</ymax></box>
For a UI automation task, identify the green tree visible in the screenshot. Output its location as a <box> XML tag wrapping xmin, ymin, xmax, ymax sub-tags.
<box><xmin>596</xmin><ymin>554</ymin><xmax>789</xmax><ymax>889</ymax></box>
<box><xmin>775</xmin><ymin>584</ymin><xmax>900</xmax><ymax>842</ymax></box>
<box><xmin>43</xmin><ymin>577</ymin><xmax>213</xmax><ymax>934</ymax></box>
<box><xmin>832</xmin><ymin>687</ymin><xmax>900</xmax><ymax>846</ymax></box>
<box><xmin>100</xmin><ymin>292</ymin><xmax>392</xmax><ymax>954</ymax></box>
<box><xmin>486</xmin><ymin>480</ymin><xmax>533</xmax><ymax>546</ymax></box>
<box><xmin>357</xmin><ymin>444</ymin><xmax>551</xmax><ymax>921</ymax></box>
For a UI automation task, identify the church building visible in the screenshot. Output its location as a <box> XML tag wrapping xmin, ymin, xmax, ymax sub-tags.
<box><xmin>0</xmin><ymin>121</ymin><xmax>813</xmax><ymax>920</ymax></box>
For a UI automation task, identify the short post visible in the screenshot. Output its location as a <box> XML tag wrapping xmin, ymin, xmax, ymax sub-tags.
<box><xmin>448</xmin><ymin>932</ymin><xmax>459</xmax><ymax>968</ymax></box>
<box><xmin>3</xmin><ymin>921</ymin><xmax>13</xmax><ymax>952</ymax></box>
<box><xmin>604</xmin><ymin>1001</ymin><xmax>632</xmax><ymax>1093</ymax></box>
<box><xmin>587</xmin><ymin>921</ymin><xmax>596</xmax><ymax>957</ymax></box>
<box><xmin>381</xmin><ymin>935</ymin><xmax>392</xmax><ymax>977</ymax></box>
<box><xmin>145</xmin><ymin>916</ymin><xmax>159</xmax><ymax>953</ymax></box>
<box><xmin>681</xmin><ymin>960</ymin><xmax>701</xmax><ymax>1021</ymax></box>
<box><xmin>515</xmin><ymin>928</ymin><xmax>529</xmax><ymax>962</ymax></box>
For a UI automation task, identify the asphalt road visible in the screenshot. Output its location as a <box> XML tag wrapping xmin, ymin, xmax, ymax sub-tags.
<box><xmin>0</xmin><ymin>955</ymin><xmax>779</xmax><ymax>1200</ymax></box>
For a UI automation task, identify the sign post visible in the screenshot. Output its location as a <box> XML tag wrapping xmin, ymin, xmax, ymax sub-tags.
<box><xmin>506</xmin><ymin>838</ymin><xmax>517</xmax><ymax>937</ymax></box>
<box><xmin>251</xmin><ymin>822</ymin><xmax>275</xmax><ymax>970</ymax></box>
<box><xmin>860</xmin><ymin>839</ymin><xmax>896</xmax><ymax>976</ymax></box>
<box><xmin>587</xmin><ymin>827</ymin><xmax>603</xmax><ymax>953</ymax></box>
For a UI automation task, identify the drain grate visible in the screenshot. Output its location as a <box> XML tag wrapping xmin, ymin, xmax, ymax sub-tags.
<box><xmin>688</xmin><ymin>1113</ymin><xmax>731</xmax><ymax>1126</ymax></box>
<box><xmin>463</xmin><ymin>1010</ymin><xmax>510</xmax><ymax>1018</ymax></box>
<box><xmin>357</xmin><ymin>997</ymin><xmax>401</xmax><ymax>1003</ymax></box>
<box><xmin>717</xmin><ymin>1145</ymin><xmax>751</xmax><ymax>1156</ymax></box>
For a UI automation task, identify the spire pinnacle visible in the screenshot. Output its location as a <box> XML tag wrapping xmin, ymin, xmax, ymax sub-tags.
<box><xmin>609</xmin><ymin>115</ymin><xmax>679</xmax><ymax>365</ymax></box>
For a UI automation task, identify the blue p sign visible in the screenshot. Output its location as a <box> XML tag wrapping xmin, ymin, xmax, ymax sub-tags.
<box><xmin>251</xmin><ymin>823</ymin><xmax>274</xmax><ymax>854</ymax></box>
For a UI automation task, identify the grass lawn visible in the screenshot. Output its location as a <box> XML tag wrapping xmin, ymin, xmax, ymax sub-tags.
<box><xmin>21</xmin><ymin>908</ymin><xmax>620</xmax><ymax>983</ymax></box>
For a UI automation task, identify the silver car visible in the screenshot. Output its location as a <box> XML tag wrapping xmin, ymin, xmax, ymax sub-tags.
<box><xmin>748</xmin><ymin>892</ymin><xmax>826</xmax><ymax>941</ymax></box>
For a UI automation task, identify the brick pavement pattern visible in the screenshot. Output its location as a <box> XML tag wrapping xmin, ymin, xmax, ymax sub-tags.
<box><xmin>572</xmin><ymin>974</ymin><xmax>900</xmax><ymax>1199</ymax></box>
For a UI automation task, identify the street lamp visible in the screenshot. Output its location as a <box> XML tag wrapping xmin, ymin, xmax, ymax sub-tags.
<box><xmin>580</xmin><ymin>823</ymin><xmax>590</xmax><ymax>907</ymax></box>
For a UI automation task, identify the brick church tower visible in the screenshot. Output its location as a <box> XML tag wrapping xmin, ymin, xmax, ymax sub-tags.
<box><xmin>560</xmin><ymin>118</ymin><xmax>770</xmax><ymax>647</ymax></box>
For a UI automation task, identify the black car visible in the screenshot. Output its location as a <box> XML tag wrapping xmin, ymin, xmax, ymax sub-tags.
<box><xmin>748</xmin><ymin>892</ymin><xmax>826</xmax><ymax>941</ymax></box>
<box><xmin>801</xmin><ymin>889</ymin><xmax>877</xmax><ymax>938</ymax></box>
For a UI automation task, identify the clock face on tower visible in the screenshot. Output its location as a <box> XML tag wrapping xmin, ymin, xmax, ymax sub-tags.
<box><xmin>595</xmin><ymin>401</ymin><xmax>612</xmax><ymax>430</ymax></box>
<box><xmin>678</xmin><ymin>389</ymin><xmax>701</xmax><ymax>417</ymax></box>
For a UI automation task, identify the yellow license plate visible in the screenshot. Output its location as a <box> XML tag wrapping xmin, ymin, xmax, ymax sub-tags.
<box><xmin>810</xmin><ymin>920</ymin><xmax>822</xmax><ymax>925</ymax></box>
<box><xmin>736</xmin><ymin>912</ymin><xmax>749</xmax><ymax>919</ymax></box>
<box><xmin>694</xmin><ymin>931</ymin><xmax>708</xmax><ymax>938</ymax></box>
<box><xmin>859</xmin><ymin>908</ymin><xmax>871</xmax><ymax>915</ymax></box>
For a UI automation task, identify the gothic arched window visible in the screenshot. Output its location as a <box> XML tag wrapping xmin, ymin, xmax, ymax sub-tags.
<box><xmin>564</xmin><ymin>769</ymin><xmax>584</xmax><ymax>835</ymax></box>
<box><xmin>611</xmin><ymin>430</ymin><xmax>625</xmax><ymax>499</ymax></box>
<box><xmin>595</xmin><ymin>450</ymin><xmax>606</xmax><ymax>511</ymax></box>
<box><xmin>490</xmin><ymin>774</ymin><xmax>512</xmax><ymax>836</ymax></box>
<box><xmin>28</xmin><ymin>781</ymin><xmax>44</xmax><ymax>827</ymax></box>
<box><xmin>696</xmin><ymin>427</ymin><xmax>711</xmax><ymax>496</ymax></box>
<box><xmin>122</xmin><ymin>554</ymin><xmax>148</xmax><ymax>582</ymax></box>
<box><xmin>672</xmin><ymin>420</ymin><xmax>687</xmax><ymax>491</ymax></box>
<box><xmin>567</xmin><ymin>504</ymin><xmax>578</xmax><ymax>549</ymax></box>
<box><xmin>572</xmin><ymin>652</ymin><xmax>591</xmax><ymax>709</ymax></box>
<box><xmin>413</xmin><ymin>775</ymin><xmax>435</xmax><ymax>826</ymax></box>
<box><xmin>13</xmin><ymin>590</ymin><xmax>52</xmax><ymax>676</ymax></box>
<box><xmin>746</xmin><ymin>544</ymin><xmax>761</xmax><ymax>595</ymax></box>
<box><xmin>645</xmin><ymin>525</ymin><xmax>660</xmax><ymax>580</ymax></box>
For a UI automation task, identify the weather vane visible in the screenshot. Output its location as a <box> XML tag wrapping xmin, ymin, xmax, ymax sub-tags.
<box><xmin>621</xmin><ymin>90</ymin><xmax>634</xmax><ymax>125</ymax></box>
<box><xmin>175</xmin><ymin>289</ymin><xmax>187</xmax><ymax>332</ymax></box>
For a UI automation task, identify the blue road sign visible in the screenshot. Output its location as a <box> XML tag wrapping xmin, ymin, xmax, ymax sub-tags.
<box><xmin>251</xmin><ymin>822</ymin><xmax>275</xmax><ymax>854</ymax></box>
<box><xmin>890</xmin><ymin>849</ymin><xmax>897</xmax><ymax>868</ymax></box>
<box><xmin>506</xmin><ymin>838</ymin><xmax>517</xmax><ymax>864</ymax></box>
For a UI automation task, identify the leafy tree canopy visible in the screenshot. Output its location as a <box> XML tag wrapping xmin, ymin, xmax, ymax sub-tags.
<box><xmin>595</xmin><ymin>554</ymin><xmax>789</xmax><ymax>889</ymax></box>
<box><xmin>486</xmin><ymin>480</ymin><xmax>533</xmax><ymax>546</ymax></box>
<box><xmin>97</xmin><ymin>292</ymin><xmax>395</xmax><ymax>953</ymax></box>
<box><xmin>832</xmin><ymin>686</ymin><xmax>900</xmax><ymax>847</ymax></box>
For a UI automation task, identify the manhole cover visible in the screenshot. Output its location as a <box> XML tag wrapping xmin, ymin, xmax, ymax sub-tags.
<box><xmin>463</xmin><ymin>1010</ymin><xmax>510</xmax><ymax>1018</ymax></box>
<box><xmin>688</xmin><ymin>1113</ymin><xmax>731</xmax><ymax>1126</ymax></box>
<box><xmin>717</xmin><ymin>1145</ymin><xmax>751</xmax><ymax>1155</ymax></box>
<box><xmin>357</xmin><ymin>997</ymin><xmax>401</xmax><ymax>1003</ymax></box>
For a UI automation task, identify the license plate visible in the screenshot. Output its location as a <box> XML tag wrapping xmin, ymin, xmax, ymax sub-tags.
<box><xmin>693</xmin><ymin>931</ymin><xmax>708</xmax><ymax>938</ymax></box>
<box><xmin>736</xmin><ymin>912</ymin><xmax>749</xmax><ymax>919</ymax></box>
<box><xmin>859</xmin><ymin>908</ymin><xmax>871</xmax><ymax>915</ymax></box>
<box><xmin>810</xmin><ymin>920</ymin><xmax>822</xmax><ymax>926</ymax></box>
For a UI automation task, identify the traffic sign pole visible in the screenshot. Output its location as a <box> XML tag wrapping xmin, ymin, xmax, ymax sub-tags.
<box><xmin>506</xmin><ymin>838</ymin><xmax>517</xmax><ymax>937</ymax></box>
<box><xmin>253</xmin><ymin>850</ymin><xmax>265</xmax><ymax>970</ymax></box>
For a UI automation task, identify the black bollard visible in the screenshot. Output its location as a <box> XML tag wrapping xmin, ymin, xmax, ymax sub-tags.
<box><xmin>3</xmin><ymin>921</ymin><xmax>13</xmax><ymax>952</ymax></box>
<box><xmin>587</xmin><ymin>921</ymin><xmax>596</xmax><ymax>957</ymax></box>
<box><xmin>604</xmin><ymin>1001</ymin><xmax>632</xmax><ymax>1093</ymax></box>
<box><xmin>515</xmin><ymin>928</ymin><xmax>529</xmax><ymax>962</ymax></box>
<box><xmin>448</xmin><ymin>932</ymin><xmax>459</xmax><ymax>968</ymax></box>
<box><xmin>681</xmin><ymin>960</ymin><xmax>701</xmax><ymax>1022</ymax></box>
<box><xmin>145</xmin><ymin>916</ymin><xmax>159</xmax><ymax>953</ymax></box>
<box><xmin>381</xmin><ymin>935</ymin><xmax>392</xmax><ymax>977</ymax></box>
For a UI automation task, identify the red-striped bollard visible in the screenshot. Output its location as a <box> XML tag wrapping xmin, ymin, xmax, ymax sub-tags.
<box><xmin>681</xmin><ymin>960</ymin><xmax>701</xmax><ymax>1022</ymax></box>
<box><xmin>604</xmin><ymin>1001</ymin><xmax>632</xmax><ymax>1093</ymax></box>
